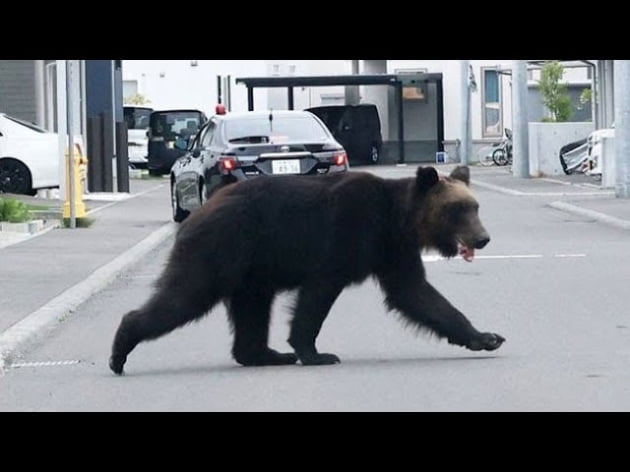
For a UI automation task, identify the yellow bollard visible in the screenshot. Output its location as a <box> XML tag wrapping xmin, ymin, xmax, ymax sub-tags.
<box><xmin>63</xmin><ymin>144</ymin><xmax>88</xmax><ymax>219</ymax></box>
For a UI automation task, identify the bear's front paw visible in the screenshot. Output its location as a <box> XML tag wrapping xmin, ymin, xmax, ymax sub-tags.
<box><xmin>299</xmin><ymin>352</ymin><xmax>341</xmax><ymax>366</ymax></box>
<box><xmin>467</xmin><ymin>332</ymin><xmax>505</xmax><ymax>351</ymax></box>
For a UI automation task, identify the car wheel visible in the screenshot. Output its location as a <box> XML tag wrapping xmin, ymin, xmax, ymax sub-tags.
<box><xmin>171</xmin><ymin>181</ymin><xmax>189</xmax><ymax>223</ymax></box>
<box><xmin>369</xmin><ymin>144</ymin><xmax>380</xmax><ymax>165</ymax></box>
<box><xmin>0</xmin><ymin>158</ymin><xmax>33</xmax><ymax>195</ymax></box>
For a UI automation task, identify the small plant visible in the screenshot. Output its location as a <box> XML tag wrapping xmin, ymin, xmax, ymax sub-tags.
<box><xmin>539</xmin><ymin>61</ymin><xmax>572</xmax><ymax>122</ymax></box>
<box><xmin>124</xmin><ymin>93</ymin><xmax>151</xmax><ymax>105</ymax></box>
<box><xmin>0</xmin><ymin>198</ymin><xmax>31</xmax><ymax>223</ymax></box>
<box><xmin>62</xmin><ymin>217</ymin><xmax>94</xmax><ymax>228</ymax></box>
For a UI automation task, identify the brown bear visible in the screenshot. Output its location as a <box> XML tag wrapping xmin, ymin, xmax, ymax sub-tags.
<box><xmin>109</xmin><ymin>165</ymin><xmax>504</xmax><ymax>374</ymax></box>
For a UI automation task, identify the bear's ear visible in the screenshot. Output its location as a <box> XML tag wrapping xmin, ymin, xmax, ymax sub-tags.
<box><xmin>450</xmin><ymin>165</ymin><xmax>470</xmax><ymax>186</ymax></box>
<box><xmin>415</xmin><ymin>166</ymin><xmax>439</xmax><ymax>193</ymax></box>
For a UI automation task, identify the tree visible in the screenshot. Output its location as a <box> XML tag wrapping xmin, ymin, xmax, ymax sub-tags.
<box><xmin>124</xmin><ymin>93</ymin><xmax>151</xmax><ymax>105</ymax></box>
<box><xmin>538</xmin><ymin>61</ymin><xmax>572</xmax><ymax>122</ymax></box>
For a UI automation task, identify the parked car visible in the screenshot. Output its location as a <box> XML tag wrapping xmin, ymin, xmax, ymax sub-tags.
<box><xmin>305</xmin><ymin>103</ymin><xmax>383</xmax><ymax>165</ymax></box>
<box><xmin>0</xmin><ymin>113</ymin><xmax>59</xmax><ymax>195</ymax></box>
<box><xmin>587</xmin><ymin>124</ymin><xmax>615</xmax><ymax>175</ymax></box>
<box><xmin>124</xmin><ymin>105</ymin><xmax>153</xmax><ymax>169</ymax></box>
<box><xmin>147</xmin><ymin>109</ymin><xmax>207</xmax><ymax>175</ymax></box>
<box><xmin>170</xmin><ymin>109</ymin><xmax>349</xmax><ymax>222</ymax></box>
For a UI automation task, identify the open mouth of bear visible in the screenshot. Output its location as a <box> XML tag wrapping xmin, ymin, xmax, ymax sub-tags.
<box><xmin>457</xmin><ymin>240</ymin><xmax>475</xmax><ymax>262</ymax></box>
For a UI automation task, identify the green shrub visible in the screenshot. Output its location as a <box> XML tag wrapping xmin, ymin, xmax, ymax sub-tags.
<box><xmin>0</xmin><ymin>198</ymin><xmax>31</xmax><ymax>223</ymax></box>
<box><xmin>539</xmin><ymin>61</ymin><xmax>572</xmax><ymax>122</ymax></box>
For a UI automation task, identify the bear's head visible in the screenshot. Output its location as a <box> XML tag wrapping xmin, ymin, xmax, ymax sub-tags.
<box><xmin>413</xmin><ymin>165</ymin><xmax>490</xmax><ymax>262</ymax></box>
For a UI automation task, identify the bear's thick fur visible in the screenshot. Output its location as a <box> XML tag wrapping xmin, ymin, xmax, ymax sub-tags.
<box><xmin>109</xmin><ymin>165</ymin><xmax>504</xmax><ymax>374</ymax></box>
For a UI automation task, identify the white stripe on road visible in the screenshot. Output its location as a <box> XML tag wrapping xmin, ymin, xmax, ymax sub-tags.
<box><xmin>421</xmin><ymin>253</ymin><xmax>586</xmax><ymax>262</ymax></box>
<box><xmin>11</xmin><ymin>360</ymin><xmax>80</xmax><ymax>368</ymax></box>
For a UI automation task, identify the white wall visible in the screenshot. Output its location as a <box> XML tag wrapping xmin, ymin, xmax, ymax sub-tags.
<box><xmin>265</xmin><ymin>60</ymin><xmax>351</xmax><ymax>110</ymax></box>
<box><xmin>122</xmin><ymin>60</ymin><xmax>269</xmax><ymax>115</ymax></box>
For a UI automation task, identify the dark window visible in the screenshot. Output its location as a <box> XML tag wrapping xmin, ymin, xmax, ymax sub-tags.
<box><xmin>150</xmin><ymin>111</ymin><xmax>204</xmax><ymax>140</ymax></box>
<box><xmin>124</xmin><ymin>107</ymin><xmax>153</xmax><ymax>130</ymax></box>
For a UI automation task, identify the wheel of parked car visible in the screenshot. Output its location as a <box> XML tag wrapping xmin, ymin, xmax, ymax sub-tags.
<box><xmin>0</xmin><ymin>158</ymin><xmax>33</xmax><ymax>195</ymax></box>
<box><xmin>171</xmin><ymin>181</ymin><xmax>189</xmax><ymax>223</ymax></box>
<box><xmin>369</xmin><ymin>144</ymin><xmax>380</xmax><ymax>165</ymax></box>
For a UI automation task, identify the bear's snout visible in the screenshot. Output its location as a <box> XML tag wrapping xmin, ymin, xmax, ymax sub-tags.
<box><xmin>474</xmin><ymin>235</ymin><xmax>490</xmax><ymax>249</ymax></box>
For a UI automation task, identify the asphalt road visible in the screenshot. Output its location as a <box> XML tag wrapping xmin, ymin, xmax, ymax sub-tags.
<box><xmin>1</xmin><ymin>166</ymin><xmax>630</xmax><ymax>411</ymax></box>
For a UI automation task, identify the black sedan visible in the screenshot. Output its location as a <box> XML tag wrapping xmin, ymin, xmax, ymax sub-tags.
<box><xmin>169</xmin><ymin>109</ymin><xmax>349</xmax><ymax>222</ymax></box>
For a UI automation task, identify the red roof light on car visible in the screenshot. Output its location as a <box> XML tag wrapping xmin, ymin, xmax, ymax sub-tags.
<box><xmin>215</xmin><ymin>104</ymin><xmax>227</xmax><ymax>115</ymax></box>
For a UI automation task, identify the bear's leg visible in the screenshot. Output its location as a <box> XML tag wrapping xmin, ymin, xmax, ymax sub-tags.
<box><xmin>288</xmin><ymin>282</ymin><xmax>344</xmax><ymax>366</ymax></box>
<box><xmin>229</xmin><ymin>282</ymin><xmax>298</xmax><ymax>366</ymax></box>
<box><xmin>378</xmin><ymin>269</ymin><xmax>505</xmax><ymax>352</ymax></box>
<box><xmin>109</xmin><ymin>277</ymin><xmax>222</xmax><ymax>375</ymax></box>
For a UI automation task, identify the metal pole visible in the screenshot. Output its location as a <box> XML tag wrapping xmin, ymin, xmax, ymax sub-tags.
<box><xmin>226</xmin><ymin>75</ymin><xmax>232</xmax><ymax>111</ymax></box>
<box><xmin>459</xmin><ymin>60</ymin><xmax>470</xmax><ymax>165</ymax></box>
<box><xmin>217</xmin><ymin>75</ymin><xmax>222</xmax><ymax>104</ymax></box>
<box><xmin>66</xmin><ymin>60</ymin><xmax>76</xmax><ymax>229</ymax></box>
<box><xmin>288</xmin><ymin>86</ymin><xmax>294</xmax><ymax>110</ymax></box>
<box><xmin>247</xmin><ymin>86</ymin><xmax>254</xmax><ymax>111</ymax></box>
<box><xmin>511</xmin><ymin>60</ymin><xmax>530</xmax><ymax>178</ymax></box>
<box><xmin>614</xmin><ymin>60</ymin><xmax>630</xmax><ymax>198</ymax></box>
<box><xmin>396</xmin><ymin>81</ymin><xmax>405</xmax><ymax>164</ymax></box>
<box><xmin>34</xmin><ymin>60</ymin><xmax>46</xmax><ymax>128</ymax></box>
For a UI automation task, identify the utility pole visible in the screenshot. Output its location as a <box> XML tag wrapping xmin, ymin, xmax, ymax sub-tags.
<box><xmin>66</xmin><ymin>60</ymin><xmax>76</xmax><ymax>229</ymax></box>
<box><xmin>459</xmin><ymin>60</ymin><xmax>471</xmax><ymax>165</ymax></box>
<box><xmin>614</xmin><ymin>60</ymin><xmax>630</xmax><ymax>198</ymax></box>
<box><xmin>512</xmin><ymin>60</ymin><xmax>530</xmax><ymax>178</ymax></box>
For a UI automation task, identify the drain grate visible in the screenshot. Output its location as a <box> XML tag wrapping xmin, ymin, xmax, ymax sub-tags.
<box><xmin>11</xmin><ymin>360</ymin><xmax>81</xmax><ymax>369</ymax></box>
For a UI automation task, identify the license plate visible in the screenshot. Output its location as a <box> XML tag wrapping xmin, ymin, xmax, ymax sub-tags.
<box><xmin>271</xmin><ymin>159</ymin><xmax>300</xmax><ymax>174</ymax></box>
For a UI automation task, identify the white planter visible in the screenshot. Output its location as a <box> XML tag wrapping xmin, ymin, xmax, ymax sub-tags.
<box><xmin>0</xmin><ymin>219</ymin><xmax>45</xmax><ymax>234</ymax></box>
<box><xmin>528</xmin><ymin>122</ymin><xmax>595</xmax><ymax>176</ymax></box>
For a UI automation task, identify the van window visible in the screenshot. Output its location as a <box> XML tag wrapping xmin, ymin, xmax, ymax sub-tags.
<box><xmin>150</xmin><ymin>111</ymin><xmax>204</xmax><ymax>140</ymax></box>
<box><xmin>124</xmin><ymin>107</ymin><xmax>153</xmax><ymax>130</ymax></box>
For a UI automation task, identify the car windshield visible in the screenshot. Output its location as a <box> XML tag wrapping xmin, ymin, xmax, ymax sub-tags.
<box><xmin>124</xmin><ymin>107</ymin><xmax>152</xmax><ymax>130</ymax></box>
<box><xmin>4</xmin><ymin>115</ymin><xmax>47</xmax><ymax>133</ymax></box>
<box><xmin>226</xmin><ymin>115</ymin><xmax>329</xmax><ymax>143</ymax></box>
<box><xmin>150</xmin><ymin>111</ymin><xmax>204</xmax><ymax>139</ymax></box>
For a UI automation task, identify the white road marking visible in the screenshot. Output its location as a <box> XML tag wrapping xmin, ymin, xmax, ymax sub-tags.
<box><xmin>421</xmin><ymin>253</ymin><xmax>586</xmax><ymax>262</ymax></box>
<box><xmin>11</xmin><ymin>360</ymin><xmax>80</xmax><ymax>368</ymax></box>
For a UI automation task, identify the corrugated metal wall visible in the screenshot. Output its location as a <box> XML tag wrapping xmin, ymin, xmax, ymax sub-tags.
<box><xmin>0</xmin><ymin>60</ymin><xmax>36</xmax><ymax>122</ymax></box>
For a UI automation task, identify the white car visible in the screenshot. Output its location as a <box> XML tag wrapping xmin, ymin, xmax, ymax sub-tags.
<box><xmin>587</xmin><ymin>124</ymin><xmax>615</xmax><ymax>176</ymax></box>
<box><xmin>124</xmin><ymin>106</ymin><xmax>153</xmax><ymax>168</ymax></box>
<box><xmin>0</xmin><ymin>113</ymin><xmax>59</xmax><ymax>195</ymax></box>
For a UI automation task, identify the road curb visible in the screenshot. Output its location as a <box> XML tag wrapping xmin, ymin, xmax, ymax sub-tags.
<box><xmin>0</xmin><ymin>222</ymin><xmax>177</xmax><ymax>372</ymax></box>
<box><xmin>548</xmin><ymin>201</ymin><xmax>630</xmax><ymax>231</ymax></box>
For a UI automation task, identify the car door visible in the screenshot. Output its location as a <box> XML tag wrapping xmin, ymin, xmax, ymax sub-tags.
<box><xmin>180</xmin><ymin>121</ymin><xmax>217</xmax><ymax>208</ymax></box>
<box><xmin>2</xmin><ymin>116</ymin><xmax>59</xmax><ymax>189</ymax></box>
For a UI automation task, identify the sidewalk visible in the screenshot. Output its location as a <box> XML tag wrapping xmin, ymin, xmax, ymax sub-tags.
<box><xmin>1</xmin><ymin>165</ymin><xmax>629</xmax><ymax>370</ymax></box>
<box><xmin>0</xmin><ymin>178</ymin><xmax>175</xmax><ymax>369</ymax></box>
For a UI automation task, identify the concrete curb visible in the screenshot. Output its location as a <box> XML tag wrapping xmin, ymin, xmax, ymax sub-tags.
<box><xmin>0</xmin><ymin>222</ymin><xmax>177</xmax><ymax>372</ymax></box>
<box><xmin>548</xmin><ymin>201</ymin><xmax>630</xmax><ymax>231</ymax></box>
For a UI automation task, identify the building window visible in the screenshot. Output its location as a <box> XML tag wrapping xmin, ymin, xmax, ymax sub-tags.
<box><xmin>481</xmin><ymin>67</ymin><xmax>502</xmax><ymax>138</ymax></box>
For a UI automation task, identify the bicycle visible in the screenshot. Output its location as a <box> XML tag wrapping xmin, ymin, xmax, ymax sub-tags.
<box><xmin>491</xmin><ymin>128</ymin><xmax>512</xmax><ymax>166</ymax></box>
